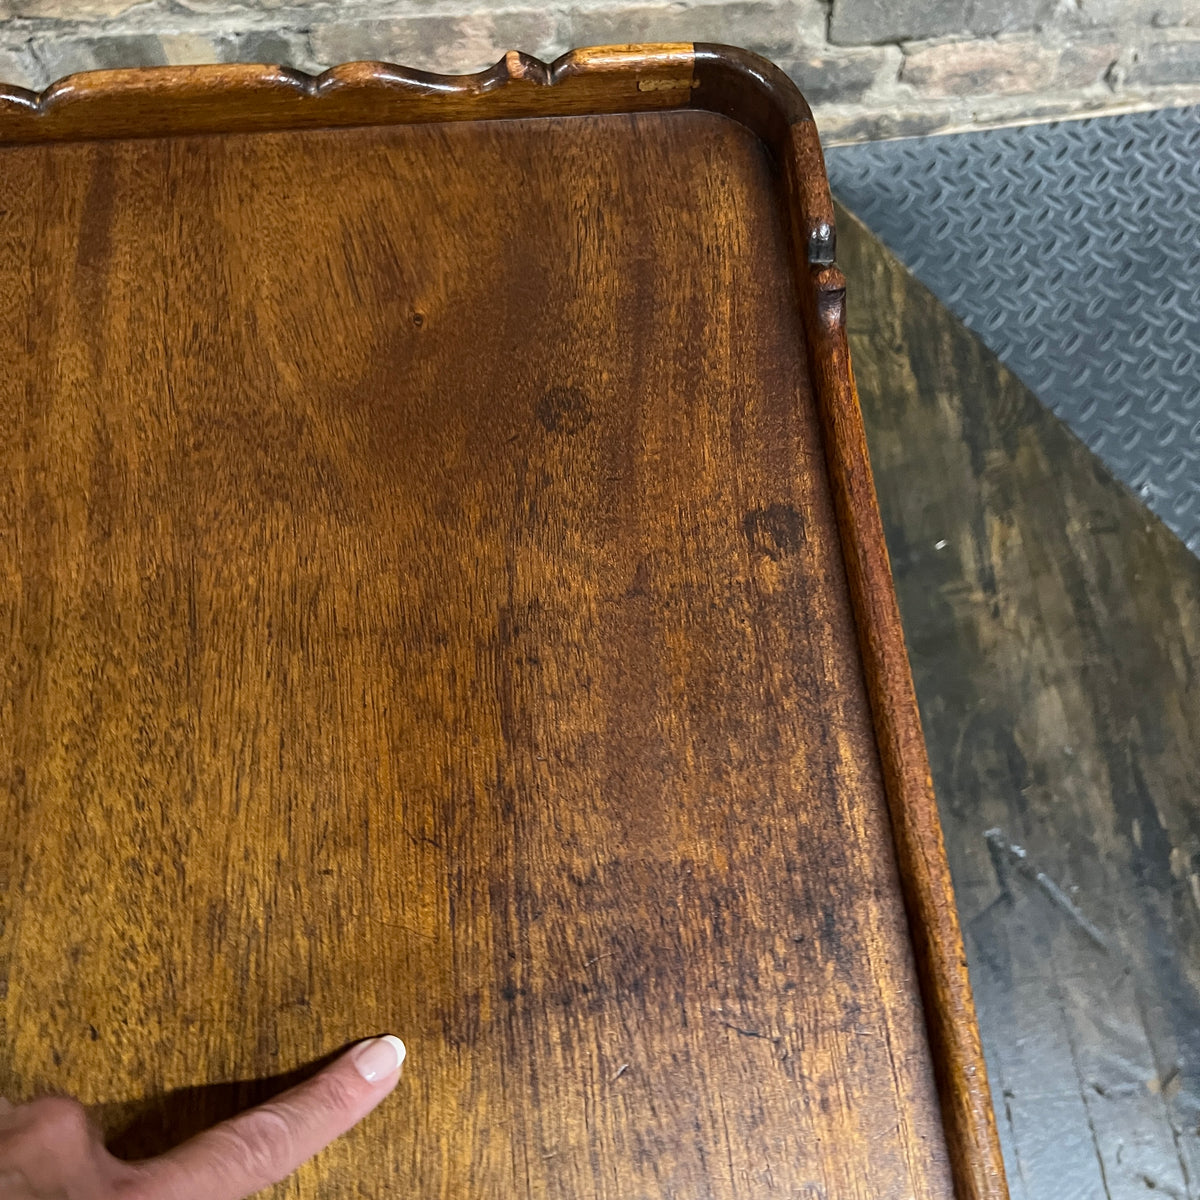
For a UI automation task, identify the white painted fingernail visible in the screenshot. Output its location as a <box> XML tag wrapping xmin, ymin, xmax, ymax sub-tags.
<box><xmin>351</xmin><ymin>1035</ymin><xmax>406</xmax><ymax>1083</ymax></box>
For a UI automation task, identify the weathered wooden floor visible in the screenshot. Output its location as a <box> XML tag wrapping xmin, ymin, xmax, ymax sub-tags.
<box><xmin>842</xmin><ymin>204</ymin><xmax>1200</xmax><ymax>1199</ymax></box>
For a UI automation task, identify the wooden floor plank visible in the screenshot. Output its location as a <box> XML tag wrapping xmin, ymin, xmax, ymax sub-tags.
<box><xmin>841</xmin><ymin>201</ymin><xmax>1200</xmax><ymax>1200</ymax></box>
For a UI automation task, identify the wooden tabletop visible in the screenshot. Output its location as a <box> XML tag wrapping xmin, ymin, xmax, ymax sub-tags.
<box><xmin>0</xmin><ymin>106</ymin><xmax>960</xmax><ymax>1196</ymax></box>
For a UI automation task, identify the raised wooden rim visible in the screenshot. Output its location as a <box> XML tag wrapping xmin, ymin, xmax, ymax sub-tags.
<box><xmin>0</xmin><ymin>43</ymin><xmax>1008</xmax><ymax>1200</ymax></box>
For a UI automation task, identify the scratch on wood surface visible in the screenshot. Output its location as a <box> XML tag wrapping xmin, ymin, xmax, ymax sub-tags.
<box><xmin>636</xmin><ymin>76</ymin><xmax>698</xmax><ymax>92</ymax></box>
<box><xmin>366</xmin><ymin>915</ymin><xmax>436</xmax><ymax>940</ymax></box>
<box><xmin>712</xmin><ymin>1014</ymin><xmax>782</xmax><ymax>1045</ymax></box>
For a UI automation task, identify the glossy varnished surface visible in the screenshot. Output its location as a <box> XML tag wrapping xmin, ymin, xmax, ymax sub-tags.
<box><xmin>0</xmin><ymin>113</ymin><xmax>955</xmax><ymax>1196</ymax></box>
<box><xmin>0</xmin><ymin>48</ymin><xmax>699</xmax><ymax>143</ymax></box>
<box><xmin>841</xmin><ymin>205</ymin><xmax>1200</xmax><ymax>1198</ymax></box>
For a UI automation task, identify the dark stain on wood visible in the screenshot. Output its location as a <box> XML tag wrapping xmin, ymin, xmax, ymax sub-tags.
<box><xmin>743</xmin><ymin>503</ymin><xmax>805</xmax><ymax>560</ymax></box>
<box><xmin>839</xmin><ymin>200</ymin><xmax>1200</xmax><ymax>1199</ymax></box>
<box><xmin>535</xmin><ymin>386</ymin><xmax>593</xmax><ymax>436</ymax></box>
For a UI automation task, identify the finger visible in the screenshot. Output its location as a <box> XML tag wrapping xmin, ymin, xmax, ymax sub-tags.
<box><xmin>142</xmin><ymin>1035</ymin><xmax>405</xmax><ymax>1200</ymax></box>
<box><xmin>0</xmin><ymin>1095</ymin><xmax>140</xmax><ymax>1195</ymax></box>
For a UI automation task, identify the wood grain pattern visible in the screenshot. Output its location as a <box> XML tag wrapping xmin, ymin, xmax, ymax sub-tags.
<box><xmin>727</xmin><ymin>63</ymin><xmax>1004</xmax><ymax>1195</ymax></box>
<box><xmin>689</xmin><ymin>53</ymin><xmax>1005</xmax><ymax>1195</ymax></box>
<box><xmin>839</xmin><ymin>202</ymin><xmax>1200</xmax><ymax>1199</ymax></box>
<box><xmin>0</xmin><ymin>46</ymin><xmax>1003</xmax><ymax>1198</ymax></box>
<box><xmin>798</xmin><ymin>264</ymin><xmax>1002</xmax><ymax>1200</ymax></box>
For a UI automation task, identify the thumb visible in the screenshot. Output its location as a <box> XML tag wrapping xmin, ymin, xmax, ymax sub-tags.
<box><xmin>139</xmin><ymin>1035</ymin><xmax>406</xmax><ymax>1200</ymax></box>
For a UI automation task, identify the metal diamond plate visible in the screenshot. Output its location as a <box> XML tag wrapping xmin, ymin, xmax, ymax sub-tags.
<box><xmin>825</xmin><ymin>106</ymin><xmax>1200</xmax><ymax>555</ymax></box>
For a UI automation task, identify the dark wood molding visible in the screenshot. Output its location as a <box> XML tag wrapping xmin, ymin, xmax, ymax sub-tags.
<box><xmin>691</xmin><ymin>42</ymin><xmax>812</xmax><ymax>147</ymax></box>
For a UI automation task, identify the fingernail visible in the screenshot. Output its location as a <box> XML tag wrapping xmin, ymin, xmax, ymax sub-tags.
<box><xmin>351</xmin><ymin>1035</ymin><xmax>407</xmax><ymax>1083</ymax></box>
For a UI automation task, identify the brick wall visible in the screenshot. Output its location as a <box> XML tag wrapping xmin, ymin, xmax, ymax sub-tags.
<box><xmin>1</xmin><ymin>0</ymin><xmax>1198</xmax><ymax>142</ymax></box>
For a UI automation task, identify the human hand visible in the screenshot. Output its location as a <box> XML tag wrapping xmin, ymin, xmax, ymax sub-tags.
<box><xmin>0</xmin><ymin>1034</ymin><xmax>406</xmax><ymax>1200</ymax></box>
